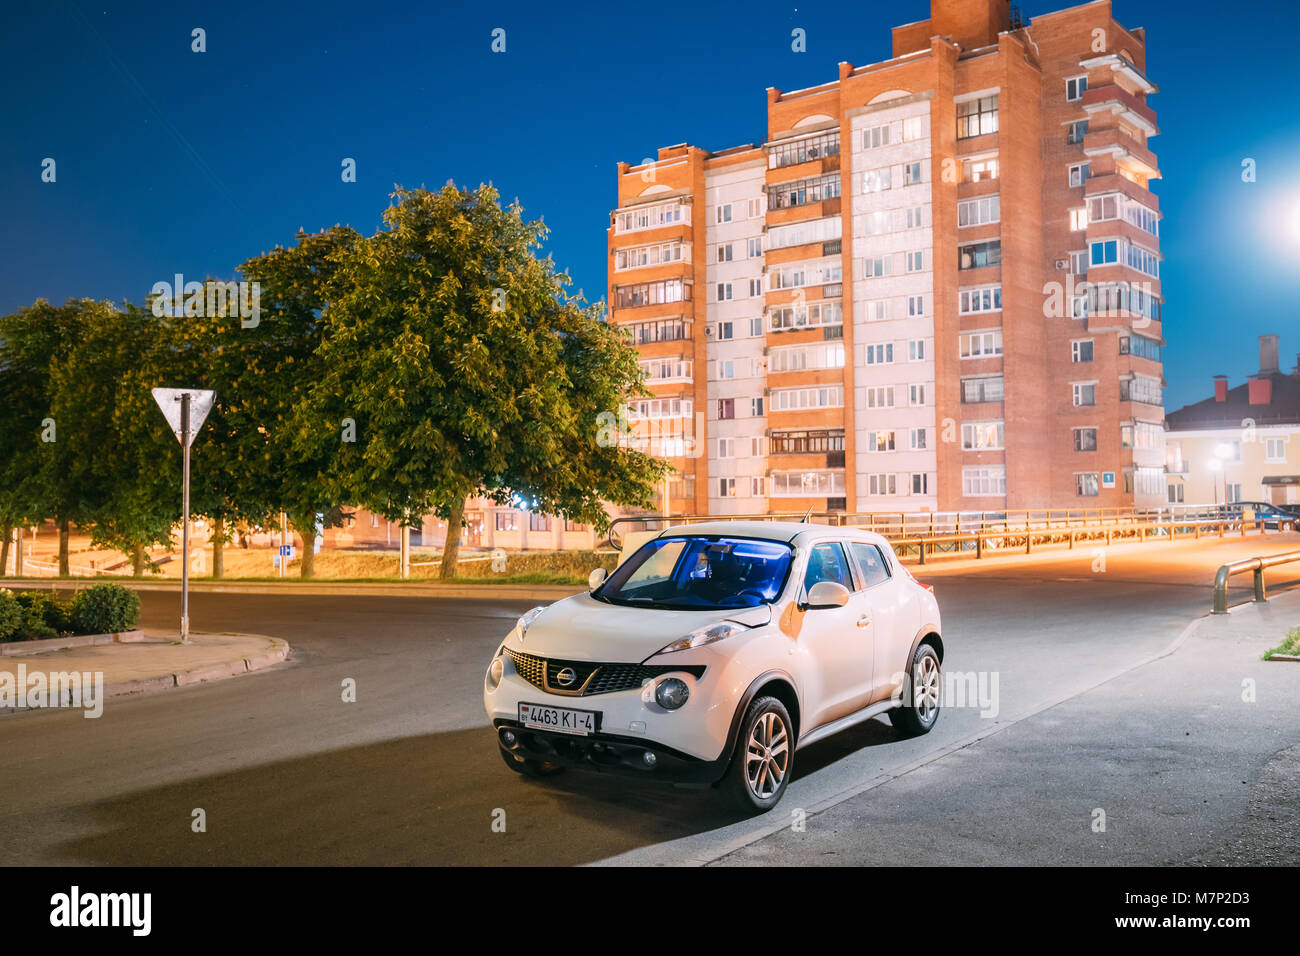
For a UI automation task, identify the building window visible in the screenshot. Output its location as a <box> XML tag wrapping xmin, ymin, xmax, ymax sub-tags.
<box><xmin>957</xmin><ymin>95</ymin><xmax>999</xmax><ymax>139</ymax></box>
<box><xmin>1266</xmin><ymin>437</ymin><xmax>1287</xmax><ymax>462</ymax></box>
<box><xmin>865</xmin><ymin>343</ymin><xmax>894</xmax><ymax>365</ymax></box>
<box><xmin>959</xmin><ymin>286</ymin><xmax>1002</xmax><ymax>314</ymax></box>
<box><xmin>495</xmin><ymin>511</ymin><xmax>518</xmax><ymax>531</ymax></box>
<box><xmin>770</xmin><ymin>385</ymin><xmax>844</xmax><ymax>411</ymax></box>
<box><xmin>747</xmin><ymin>237</ymin><xmax>763</xmax><ymax>258</ymax></box>
<box><xmin>1072</xmin><ymin>383</ymin><xmax>1097</xmax><ymax>406</ymax></box>
<box><xmin>865</xmin><ymin>473</ymin><xmax>897</xmax><ymax>496</ymax></box>
<box><xmin>717</xmin><ymin>398</ymin><xmax>735</xmax><ymax>420</ymax></box>
<box><xmin>962</xmin><ymin>421</ymin><xmax>1004</xmax><ymax>451</ymax></box>
<box><xmin>1226</xmin><ymin>483</ymin><xmax>1242</xmax><ymax>504</ymax></box>
<box><xmin>862</xmin><ymin>167</ymin><xmax>892</xmax><ymax>193</ymax></box>
<box><xmin>963</xmin><ymin>465</ymin><xmax>1006</xmax><ymax>496</ymax></box>
<box><xmin>613</xmin><ymin>279</ymin><xmax>690</xmax><ymax>309</ymax></box>
<box><xmin>771</xmin><ymin>470</ymin><xmax>846</xmax><ymax>497</ymax></box>
<box><xmin>719</xmin><ymin>477</ymin><xmax>736</xmax><ymax>498</ymax></box>
<box><xmin>751</xmin><ymin>397</ymin><xmax>765</xmax><ymax>416</ymax></box>
<box><xmin>909</xmin><ymin>384</ymin><xmax>926</xmax><ymax>406</ymax></box>
<box><xmin>1069</xmin><ymin>207</ymin><xmax>1089</xmax><ymax>231</ymax></box>
<box><xmin>958</xmin><ymin>240</ymin><xmax>1001</xmax><ymax>270</ymax></box>
<box><xmin>910</xmin><ymin>473</ymin><xmax>930</xmax><ymax>495</ymax></box>
<box><xmin>960</xmin><ymin>329</ymin><xmax>1003</xmax><ymax>357</ymax></box>
<box><xmin>529</xmin><ymin>513</ymin><xmax>551</xmax><ymax>532</ymax></box>
<box><xmin>1168</xmin><ymin>483</ymin><xmax>1184</xmax><ymax>504</ymax></box>
<box><xmin>748</xmin><ymin>279</ymin><xmax>763</xmax><ymax>298</ymax></box>
<box><xmin>906</xmin><ymin>206</ymin><xmax>927</xmax><ymax>229</ymax></box>
<box><xmin>1066</xmin><ymin>120</ymin><xmax>1089</xmax><ymax>145</ymax></box>
<box><xmin>862</xmin><ymin>256</ymin><xmax>894</xmax><ymax>278</ymax></box>
<box><xmin>1089</xmin><ymin>239</ymin><xmax>1118</xmax><ymax>266</ymax></box>
<box><xmin>717</xmin><ymin>437</ymin><xmax>734</xmax><ymax>459</ymax></box>
<box><xmin>958</xmin><ymin>195</ymin><xmax>1000</xmax><ymax>227</ymax></box>
<box><xmin>908</xmin><ymin>339</ymin><xmax>926</xmax><ymax>362</ymax></box>
<box><xmin>908</xmin><ymin>295</ymin><xmax>925</xmax><ymax>317</ymax></box>
<box><xmin>864</xmin><ymin>386</ymin><xmax>894</xmax><ymax>409</ymax></box>
<box><xmin>716</xmin><ymin>243</ymin><xmax>733</xmax><ymax>263</ymax></box>
<box><xmin>865</xmin><ymin>431</ymin><xmax>896</xmax><ymax>452</ymax></box>
<box><xmin>717</xmin><ymin>359</ymin><xmax>735</xmax><ymax>379</ymax></box>
<box><xmin>962</xmin><ymin>375</ymin><xmax>1004</xmax><ymax>404</ymax></box>
<box><xmin>906</xmin><ymin>250</ymin><xmax>926</xmax><ymax>272</ymax></box>
<box><xmin>963</xmin><ymin>155</ymin><xmax>999</xmax><ymax>182</ymax></box>
<box><xmin>1074</xmin><ymin>427</ymin><xmax>1098</xmax><ymax>452</ymax></box>
<box><xmin>1076</xmin><ymin>473</ymin><xmax>1100</xmax><ymax>497</ymax></box>
<box><xmin>1119</xmin><ymin>375</ymin><xmax>1162</xmax><ymax>405</ymax></box>
<box><xmin>768</xmin><ymin>173</ymin><xmax>841</xmax><ymax>209</ymax></box>
<box><xmin>863</xmin><ymin>124</ymin><xmax>890</xmax><ymax>149</ymax></box>
<box><xmin>1066</xmin><ymin>76</ymin><xmax>1088</xmax><ymax>101</ymax></box>
<box><xmin>716</xmin><ymin>282</ymin><xmax>733</xmax><ymax>302</ymax></box>
<box><xmin>770</xmin><ymin>429</ymin><xmax>845</xmax><ymax>454</ymax></box>
<box><xmin>1069</xmin><ymin>250</ymin><xmax>1089</xmax><ymax>275</ymax></box>
<box><xmin>910</xmin><ymin>428</ymin><xmax>927</xmax><ymax>450</ymax></box>
<box><xmin>1071</xmin><ymin>340</ymin><xmax>1095</xmax><ymax>363</ymax></box>
<box><xmin>769</xmin><ymin>131</ymin><xmax>840</xmax><ymax>169</ymax></box>
<box><xmin>904</xmin><ymin>161</ymin><xmax>924</xmax><ymax>185</ymax></box>
<box><xmin>1068</xmin><ymin>162</ymin><xmax>1091</xmax><ymax>187</ymax></box>
<box><xmin>716</xmin><ymin>204</ymin><xmax>732</xmax><ymax>223</ymax></box>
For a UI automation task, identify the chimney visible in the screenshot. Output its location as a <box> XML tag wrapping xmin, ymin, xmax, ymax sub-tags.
<box><xmin>1214</xmin><ymin>375</ymin><xmax>1228</xmax><ymax>402</ymax></box>
<box><xmin>1259</xmin><ymin>334</ymin><xmax>1279</xmax><ymax>375</ymax></box>
<box><xmin>1249</xmin><ymin>377</ymin><xmax>1273</xmax><ymax>406</ymax></box>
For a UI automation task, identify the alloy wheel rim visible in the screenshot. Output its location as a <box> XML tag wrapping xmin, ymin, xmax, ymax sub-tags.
<box><xmin>745</xmin><ymin>711</ymin><xmax>790</xmax><ymax>799</ymax></box>
<box><xmin>915</xmin><ymin>655</ymin><xmax>940</xmax><ymax>724</ymax></box>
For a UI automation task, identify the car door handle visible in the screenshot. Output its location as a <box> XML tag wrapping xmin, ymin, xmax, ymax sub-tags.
<box><xmin>856</xmin><ymin>615</ymin><xmax>871</xmax><ymax>628</ymax></box>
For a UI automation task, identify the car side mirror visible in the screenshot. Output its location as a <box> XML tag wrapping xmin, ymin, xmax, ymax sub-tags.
<box><xmin>588</xmin><ymin>568</ymin><xmax>608</xmax><ymax>590</ymax></box>
<box><xmin>802</xmin><ymin>581</ymin><xmax>851</xmax><ymax>609</ymax></box>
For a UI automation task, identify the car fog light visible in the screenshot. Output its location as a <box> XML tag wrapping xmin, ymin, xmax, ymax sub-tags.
<box><xmin>500</xmin><ymin>729</ymin><xmax>516</xmax><ymax>746</ymax></box>
<box><xmin>486</xmin><ymin>657</ymin><xmax>504</xmax><ymax>690</ymax></box>
<box><xmin>643</xmin><ymin>751</ymin><xmax>657</xmax><ymax>767</ymax></box>
<box><xmin>655</xmin><ymin>678</ymin><xmax>689</xmax><ymax>710</ymax></box>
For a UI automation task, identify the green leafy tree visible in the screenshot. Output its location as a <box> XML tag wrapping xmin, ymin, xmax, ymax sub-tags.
<box><xmin>297</xmin><ymin>184</ymin><xmax>666</xmax><ymax>577</ymax></box>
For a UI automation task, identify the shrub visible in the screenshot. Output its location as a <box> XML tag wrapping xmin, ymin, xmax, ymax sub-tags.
<box><xmin>68</xmin><ymin>583</ymin><xmax>140</xmax><ymax>635</ymax></box>
<box><xmin>14</xmin><ymin>591</ymin><xmax>71</xmax><ymax>634</ymax></box>
<box><xmin>0</xmin><ymin>590</ymin><xmax>22</xmax><ymax>642</ymax></box>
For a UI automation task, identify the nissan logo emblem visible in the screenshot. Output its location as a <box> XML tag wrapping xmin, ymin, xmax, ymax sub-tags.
<box><xmin>555</xmin><ymin>667</ymin><xmax>577</xmax><ymax>687</ymax></box>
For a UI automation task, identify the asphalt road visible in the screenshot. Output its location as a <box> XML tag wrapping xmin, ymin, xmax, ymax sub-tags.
<box><xmin>2</xmin><ymin>535</ymin><xmax>1298</xmax><ymax>866</ymax></box>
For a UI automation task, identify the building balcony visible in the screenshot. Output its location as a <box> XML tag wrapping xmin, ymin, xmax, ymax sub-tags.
<box><xmin>1081</xmin><ymin>84</ymin><xmax>1158</xmax><ymax>136</ymax></box>
<box><xmin>1083</xmin><ymin>127</ymin><xmax>1160</xmax><ymax>181</ymax></box>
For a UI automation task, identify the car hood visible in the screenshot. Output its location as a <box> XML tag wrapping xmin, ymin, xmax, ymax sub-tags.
<box><xmin>511</xmin><ymin>592</ymin><xmax>773</xmax><ymax>662</ymax></box>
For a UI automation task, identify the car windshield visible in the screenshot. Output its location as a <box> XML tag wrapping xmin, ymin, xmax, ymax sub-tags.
<box><xmin>597</xmin><ymin>536</ymin><xmax>794</xmax><ymax>610</ymax></box>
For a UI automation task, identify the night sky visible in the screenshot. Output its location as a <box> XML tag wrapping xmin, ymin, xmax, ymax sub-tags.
<box><xmin>2</xmin><ymin>0</ymin><xmax>1297</xmax><ymax>410</ymax></box>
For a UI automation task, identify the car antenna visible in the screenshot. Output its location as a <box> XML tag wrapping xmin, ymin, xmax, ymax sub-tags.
<box><xmin>801</xmin><ymin>505</ymin><xmax>814</xmax><ymax>523</ymax></box>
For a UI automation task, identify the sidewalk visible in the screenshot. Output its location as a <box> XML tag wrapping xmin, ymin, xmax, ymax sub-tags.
<box><xmin>0</xmin><ymin>577</ymin><xmax>584</xmax><ymax>602</ymax></box>
<box><xmin>0</xmin><ymin>630</ymin><xmax>289</xmax><ymax>714</ymax></box>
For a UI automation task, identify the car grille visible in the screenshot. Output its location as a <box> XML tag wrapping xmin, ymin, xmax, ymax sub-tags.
<box><xmin>505</xmin><ymin>648</ymin><xmax>703</xmax><ymax>696</ymax></box>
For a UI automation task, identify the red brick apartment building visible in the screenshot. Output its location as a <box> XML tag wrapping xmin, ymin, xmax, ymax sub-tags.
<box><xmin>606</xmin><ymin>0</ymin><xmax>1165</xmax><ymax>516</ymax></box>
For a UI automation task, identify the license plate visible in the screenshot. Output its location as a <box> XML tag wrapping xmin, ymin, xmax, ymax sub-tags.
<box><xmin>518</xmin><ymin>702</ymin><xmax>598</xmax><ymax>736</ymax></box>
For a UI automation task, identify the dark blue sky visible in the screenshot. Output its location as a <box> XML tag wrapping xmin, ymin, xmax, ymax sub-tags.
<box><xmin>2</xmin><ymin>0</ymin><xmax>1297</xmax><ymax>410</ymax></box>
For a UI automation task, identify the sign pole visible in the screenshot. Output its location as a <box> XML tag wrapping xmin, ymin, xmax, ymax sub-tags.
<box><xmin>181</xmin><ymin>392</ymin><xmax>191</xmax><ymax>643</ymax></box>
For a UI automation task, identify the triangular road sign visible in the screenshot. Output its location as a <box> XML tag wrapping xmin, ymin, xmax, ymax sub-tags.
<box><xmin>151</xmin><ymin>388</ymin><xmax>215</xmax><ymax>446</ymax></box>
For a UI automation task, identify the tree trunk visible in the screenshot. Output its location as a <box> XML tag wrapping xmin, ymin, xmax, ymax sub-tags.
<box><xmin>293</xmin><ymin>514</ymin><xmax>316</xmax><ymax>579</ymax></box>
<box><xmin>440</xmin><ymin>496</ymin><xmax>466</xmax><ymax>580</ymax></box>
<box><xmin>58</xmin><ymin>520</ymin><xmax>70</xmax><ymax>577</ymax></box>
<box><xmin>0</xmin><ymin>521</ymin><xmax>10</xmax><ymax>577</ymax></box>
<box><xmin>212</xmin><ymin>516</ymin><xmax>224</xmax><ymax>580</ymax></box>
<box><xmin>132</xmin><ymin>543</ymin><xmax>146</xmax><ymax>577</ymax></box>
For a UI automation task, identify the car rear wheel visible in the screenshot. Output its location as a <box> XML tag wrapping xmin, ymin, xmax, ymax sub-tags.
<box><xmin>721</xmin><ymin>696</ymin><xmax>793</xmax><ymax>814</ymax></box>
<box><xmin>889</xmin><ymin>643</ymin><xmax>942</xmax><ymax>737</ymax></box>
<box><xmin>499</xmin><ymin>747</ymin><xmax>565</xmax><ymax>778</ymax></box>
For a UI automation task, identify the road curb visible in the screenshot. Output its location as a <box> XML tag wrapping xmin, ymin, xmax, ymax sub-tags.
<box><xmin>0</xmin><ymin>635</ymin><xmax>291</xmax><ymax>714</ymax></box>
<box><xmin>0</xmin><ymin>629</ymin><xmax>147</xmax><ymax>657</ymax></box>
<box><xmin>1</xmin><ymin>578</ymin><xmax>583</xmax><ymax>602</ymax></box>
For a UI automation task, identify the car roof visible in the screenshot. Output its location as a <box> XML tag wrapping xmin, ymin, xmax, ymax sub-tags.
<box><xmin>656</xmin><ymin>520</ymin><xmax>890</xmax><ymax>547</ymax></box>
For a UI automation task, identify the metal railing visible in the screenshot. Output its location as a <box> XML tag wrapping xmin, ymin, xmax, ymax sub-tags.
<box><xmin>1212</xmin><ymin>549</ymin><xmax>1300</xmax><ymax>614</ymax></box>
<box><xmin>607</xmin><ymin>503</ymin><xmax>1249</xmax><ymax>551</ymax></box>
<box><xmin>607</xmin><ymin>511</ymin><xmax>1281</xmax><ymax>564</ymax></box>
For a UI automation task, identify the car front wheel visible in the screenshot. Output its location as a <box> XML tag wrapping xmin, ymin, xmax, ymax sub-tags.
<box><xmin>889</xmin><ymin>643</ymin><xmax>942</xmax><ymax>737</ymax></box>
<box><xmin>721</xmin><ymin>696</ymin><xmax>794</xmax><ymax>814</ymax></box>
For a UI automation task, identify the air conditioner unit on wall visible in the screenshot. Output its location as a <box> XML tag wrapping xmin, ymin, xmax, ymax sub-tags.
<box><xmin>1055</xmin><ymin>259</ymin><xmax>1068</xmax><ymax>270</ymax></box>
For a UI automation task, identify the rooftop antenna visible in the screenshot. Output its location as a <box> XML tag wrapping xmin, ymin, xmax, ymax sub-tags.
<box><xmin>801</xmin><ymin>505</ymin><xmax>814</xmax><ymax>523</ymax></box>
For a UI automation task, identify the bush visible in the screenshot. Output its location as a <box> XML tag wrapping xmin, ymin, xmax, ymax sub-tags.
<box><xmin>14</xmin><ymin>591</ymin><xmax>71</xmax><ymax>634</ymax></box>
<box><xmin>69</xmin><ymin>583</ymin><xmax>140</xmax><ymax>635</ymax></box>
<box><xmin>0</xmin><ymin>590</ymin><xmax>22</xmax><ymax>642</ymax></box>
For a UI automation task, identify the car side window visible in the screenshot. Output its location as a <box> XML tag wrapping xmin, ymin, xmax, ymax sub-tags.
<box><xmin>849</xmin><ymin>542</ymin><xmax>892</xmax><ymax>590</ymax></box>
<box><xmin>803</xmin><ymin>542</ymin><xmax>854</xmax><ymax>592</ymax></box>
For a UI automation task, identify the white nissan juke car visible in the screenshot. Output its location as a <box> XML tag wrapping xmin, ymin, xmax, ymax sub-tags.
<box><xmin>483</xmin><ymin>521</ymin><xmax>943</xmax><ymax>813</ymax></box>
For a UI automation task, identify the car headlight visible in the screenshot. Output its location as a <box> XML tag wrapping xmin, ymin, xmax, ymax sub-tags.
<box><xmin>486</xmin><ymin>656</ymin><xmax>504</xmax><ymax>690</ymax></box>
<box><xmin>516</xmin><ymin>606</ymin><xmax>545</xmax><ymax>638</ymax></box>
<box><xmin>657</xmin><ymin>620</ymin><xmax>746</xmax><ymax>654</ymax></box>
<box><xmin>654</xmin><ymin>678</ymin><xmax>690</xmax><ymax>710</ymax></box>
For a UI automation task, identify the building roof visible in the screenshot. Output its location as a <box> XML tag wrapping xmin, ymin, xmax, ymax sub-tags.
<box><xmin>1165</xmin><ymin>372</ymin><xmax>1300</xmax><ymax>430</ymax></box>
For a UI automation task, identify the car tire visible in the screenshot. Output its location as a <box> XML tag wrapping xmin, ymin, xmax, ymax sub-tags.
<box><xmin>889</xmin><ymin>643</ymin><xmax>942</xmax><ymax>737</ymax></box>
<box><xmin>499</xmin><ymin>747</ymin><xmax>565</xmax><ymax>778</ymax></box>
<box><xmin>721</xmin><ymin>695</ymin><xmax>794</xmax><ymax>815</ymax></box>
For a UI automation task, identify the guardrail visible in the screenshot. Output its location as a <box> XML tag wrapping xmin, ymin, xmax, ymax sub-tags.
<box><xmin>1212</xmin><ymin>549</ymin><xmax>1300</xmax><ymax>614</ymax></box>
<box><xmin>608</xmin><ymin>512</ymin><xmax>1281</xmax><ymax>561</ymax></box>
